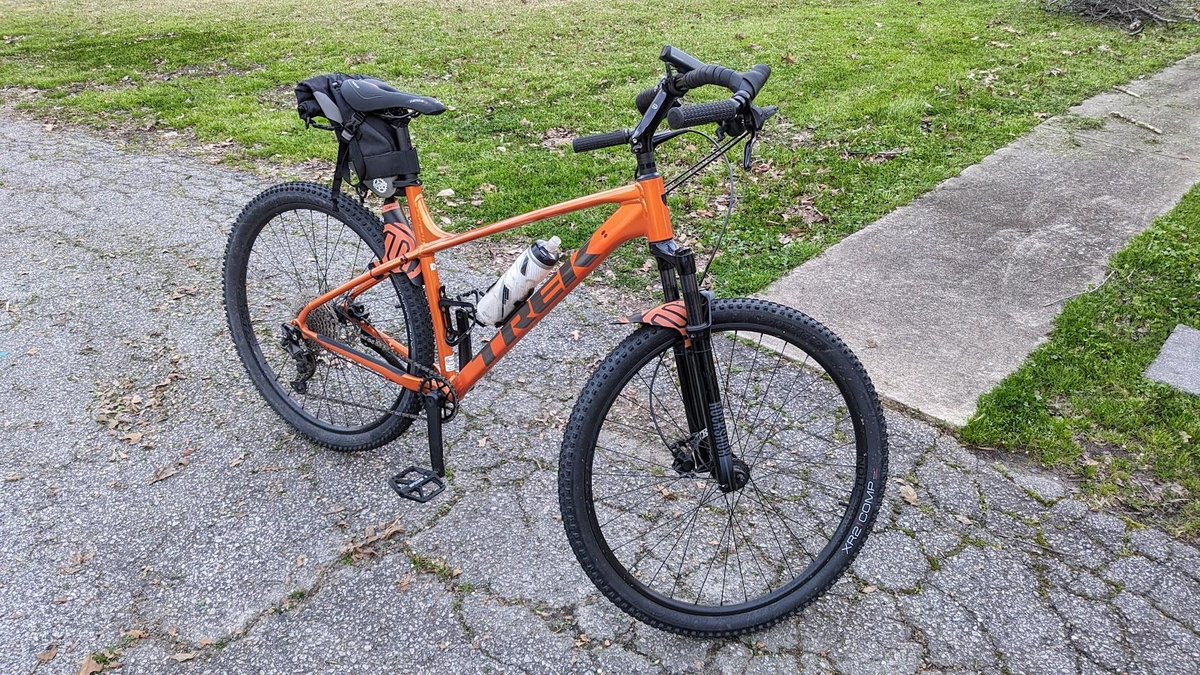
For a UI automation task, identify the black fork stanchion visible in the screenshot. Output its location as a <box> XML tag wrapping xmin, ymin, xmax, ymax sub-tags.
<box><xmin>652</xmin><ymin>243</ymin><xmax>706</xmax><ymax>454</ymax></box>
<box><xmin>651</xmin><ymin>241</ymin><xmax>738</xmax><ymax>492</ymax></box>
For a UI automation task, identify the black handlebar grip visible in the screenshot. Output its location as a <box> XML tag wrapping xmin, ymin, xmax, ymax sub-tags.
<box><xmin>571</xmin><ymin>130</ymin><xmax>632</xmax><ymax>153</ymax></box>
<box><xmin>675</xmin><ymin>64</ymin><xmax>743</xmax><ymax>94</ymax></box>
<box><xmin>666</xmin><ymin>99</ymin><xmax>740</xmax><ymax>130</ymax></box>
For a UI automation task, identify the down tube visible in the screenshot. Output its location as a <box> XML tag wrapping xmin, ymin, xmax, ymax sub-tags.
<box><xmin>452</xmin><ymin>203</ymin><xmax>649</xmax><ymax>394</ymax></box>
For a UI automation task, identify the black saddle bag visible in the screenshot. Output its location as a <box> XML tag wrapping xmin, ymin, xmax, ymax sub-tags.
<box><xmin>347</xmin><ymin>116</ymin><xmax>419</xmax><ymax>182</ymax></box>
<box><xmin>295</xmin><ymin>74</ymin><xmax>420</xmax><ymax>195</ymax></box>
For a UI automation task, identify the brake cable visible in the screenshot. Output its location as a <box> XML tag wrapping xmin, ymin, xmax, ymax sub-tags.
<box><xmin>661</xmin><ymin>129</ymin><xmax>741</xmax><ymax>286</ymax></box>
<box><xmin>663</xmin><ymin>131</ymin><xmax>745</xmax><ymax>194</ymax></box>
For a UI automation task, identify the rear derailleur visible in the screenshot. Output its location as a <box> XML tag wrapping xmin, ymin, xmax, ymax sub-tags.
<box><xmin>279</xmin><ymin>324</ymin><xmax>317</xmax><ymax>394</ymax></box>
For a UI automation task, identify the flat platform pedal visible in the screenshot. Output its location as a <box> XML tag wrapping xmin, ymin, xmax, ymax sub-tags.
<box><xmin>390</xmin><ymin>466</ymin><xmax>446</xmax><ymax>504</ymax></box>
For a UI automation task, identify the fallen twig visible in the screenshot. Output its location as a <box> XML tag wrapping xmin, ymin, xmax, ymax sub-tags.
<box><xmin>1042</xmin><ymin>270</ymin><xmax>1116</xmax><ymax>307</ymax></box>
<box><xmin>1113</xmin><ymin>86</ymin><xmax>1142</xmax><ymax>98</ymax></box>
<box><xmin>1110</xmin><ymin>111</ymin><xmax>1163</xmax><ymax>135</ymax></box>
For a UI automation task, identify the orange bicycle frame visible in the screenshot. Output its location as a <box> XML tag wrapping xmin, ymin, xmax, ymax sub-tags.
<box><xmin>293</xmin><ymin>175</ymin><xmax>675</xmax><ymax>399</ymax></box>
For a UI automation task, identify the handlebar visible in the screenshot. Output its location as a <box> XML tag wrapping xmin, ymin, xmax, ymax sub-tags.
<box><xmin>636</xmin><ymin>61</ymin><xmax>770</xmax><ymax>114</ymax></box>
<box><xmin>666</xmin><ymin>62</ymin><xmax>770</xmax><ymax>130</ymax></box>
<box><xmin>574</xmin><ymin>45</ymin><xmax>774</xmax><ymax>151</ymax></box>
<box><xmin>571</xmin><ymin>129</ymin><xmax>631</xmax><ymax>153</ymax></box>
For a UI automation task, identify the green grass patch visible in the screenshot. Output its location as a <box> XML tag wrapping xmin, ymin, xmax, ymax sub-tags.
<box><xmin>405</xmin><ymin>548</ymin><xmax>461</xmax><ymax>583</ymax></box>
<box><xmin>964</xmin><ymin>187</ymin><xmax>1200</xmax><ymax>538</ymax></box>
<box><xmin>1</xmin><ymin>0</ymin><xmax>1198</xmax><ymax>293</ymax></box>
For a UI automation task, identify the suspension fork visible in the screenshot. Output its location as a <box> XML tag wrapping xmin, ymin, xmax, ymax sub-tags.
<box><xmin>650</xmin><ymin>241</ymin><xmax>738</xmax><ymax>492</ymax></box>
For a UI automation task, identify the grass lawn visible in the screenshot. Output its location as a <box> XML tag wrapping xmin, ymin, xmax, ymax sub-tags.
<box><xmin>964</xmin><ymin>188</ymin><xmax>1200</xmax><ymax>538</ymax></box>
<box><xmin>1</xmin><ymin>0</ymin><xmax>1198</xmax><ymax>294</ymax></box>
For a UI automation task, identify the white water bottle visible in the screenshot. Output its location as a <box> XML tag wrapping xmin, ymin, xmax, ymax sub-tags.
<box><xmin>475</xmin><ymin>236</ymin><xmax>562</xmax><ymax>326</ymax></box>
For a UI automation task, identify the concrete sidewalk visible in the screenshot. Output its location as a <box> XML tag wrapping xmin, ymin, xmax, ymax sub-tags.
<box><xmin>761</xmin><ymin>54</ymin><xmax>1200</xmax><ymax>426</ymax></box>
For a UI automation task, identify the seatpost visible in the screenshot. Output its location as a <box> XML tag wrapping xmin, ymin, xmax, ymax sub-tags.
<box><xmin>394</xmin><ymin>122</ymin><xmax>421</xmax><ymax>186</ymax></box>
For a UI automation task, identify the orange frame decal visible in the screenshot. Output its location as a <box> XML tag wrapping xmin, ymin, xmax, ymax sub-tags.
<box><xmin>293</xmin><ymin>175</ymin><xmax>674</xmax><ymax>399</ymax></box>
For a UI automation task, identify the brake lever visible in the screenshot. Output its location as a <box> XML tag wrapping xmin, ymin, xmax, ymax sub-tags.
<box><xmin>740</xmin><ymin>105</ymin><xmax>778</xmax><ymax>169</ymax></box>
<box><xmin>742</xmin><ymin>131</ymin><xmax>757</xmax><ymax>171</ymax></box>
<box><xmin>750</xmin><ymin>105</ymin><xmax>778</xmax><ymax>130</ymax></box>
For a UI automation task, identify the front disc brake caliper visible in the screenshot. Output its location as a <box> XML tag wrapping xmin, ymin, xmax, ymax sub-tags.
<box><xmin>667</xmin><ymin>430</ymin><xmax>710</xmax><ymax>475</ymax></box>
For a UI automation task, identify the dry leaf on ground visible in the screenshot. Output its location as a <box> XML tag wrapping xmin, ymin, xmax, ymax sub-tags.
<box><xmin>540</xmin><ymin>127</ymin><xmax>574</xmax><ymax>149</ymax></box>
<box><xmin>78</xmin><ymin>655</ymin><xmax>103</xmax><ymax>675</ymax></box>
<box><xmin>340</xmin><ymin>519</ymin><xmax>406</xmax><ymax>562</ymax></box>
<box><xmin>36</xmin><ymin>644</ymin><xmax>58</xmax><ymax>663</ymax></box>
<box><xmin>148</xmin><ymin>463</ymin><xmax>181</xmax><ymax>485</ymax></box>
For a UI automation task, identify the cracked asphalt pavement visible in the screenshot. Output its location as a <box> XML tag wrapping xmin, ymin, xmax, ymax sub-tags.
<box><xmin>2</xmin><ymin>120</ymin><xmax>1200</xmax><ymax>674</ymax></box>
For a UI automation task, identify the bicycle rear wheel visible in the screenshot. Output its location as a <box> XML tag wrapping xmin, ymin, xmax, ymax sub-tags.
<box><xmin>559</xmin><ymin>298</ymin><xmax>887</xmax><ymax>636</ymax></box>
<box><xmin>223</xmin><ymin>182</ymin><xmax>434</xmax><ymax>451</ymax></box>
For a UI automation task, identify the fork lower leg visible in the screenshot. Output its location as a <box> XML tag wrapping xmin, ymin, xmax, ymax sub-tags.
<box><xmin>651</xmin><ymin>241</ymin><xmax>738</xmax><ymax>492</ymax></box>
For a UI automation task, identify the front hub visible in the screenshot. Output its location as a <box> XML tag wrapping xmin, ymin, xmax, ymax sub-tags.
<box><xmin>667</xmin><ymin>431</ymin><xmax>751</xmax><ymax>492</ymax></box>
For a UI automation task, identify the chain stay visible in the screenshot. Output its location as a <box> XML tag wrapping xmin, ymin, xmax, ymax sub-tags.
<box><xmin>284</xmin><ymin>299</ymin><xmax>459</xmax><ymax>422</ymax></box>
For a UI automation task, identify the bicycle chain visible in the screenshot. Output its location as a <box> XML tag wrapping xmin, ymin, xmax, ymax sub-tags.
<box><xmin>292</xmin><ymin>323</ymin><xmax>459</xmax><ymax>423</ymax></box>
<box><xmin>295</xmin><ymin>388</ymin><xmax>422</xmax><ymax>421</ymax></box>
<box><xmin>361</xmin><ymin>331</ymin><xmax>459</xmax><ymax>422</ymax></box>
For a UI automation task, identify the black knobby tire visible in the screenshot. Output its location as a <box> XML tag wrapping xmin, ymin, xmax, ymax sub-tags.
<box><xmin>223</xmin><ymin>182</ymin><xmax>434</xmax><ymax>451</ymax></box>
<box><xmin>558</xmin><ymin>298</ymin><xmax>888</xmax><ymax>636</ymax></box>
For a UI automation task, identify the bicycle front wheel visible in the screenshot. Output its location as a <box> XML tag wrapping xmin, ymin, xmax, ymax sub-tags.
<box><xmin>559</xmin><ymin>298</ymin><xmax>888</xmax><ymax>636</ymax></box>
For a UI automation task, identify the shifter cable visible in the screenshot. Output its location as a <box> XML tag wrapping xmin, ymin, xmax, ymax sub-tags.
<box><xmin>661</xmin><ymin>128</ymin><xmax>739</xmax><ymax>286</ymax></box>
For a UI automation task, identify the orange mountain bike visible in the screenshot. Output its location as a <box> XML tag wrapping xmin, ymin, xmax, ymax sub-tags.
<box><xmin>223</xmin><ymin>46</ymin><xmax>888</xmax><ymax>636</ymax></box>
